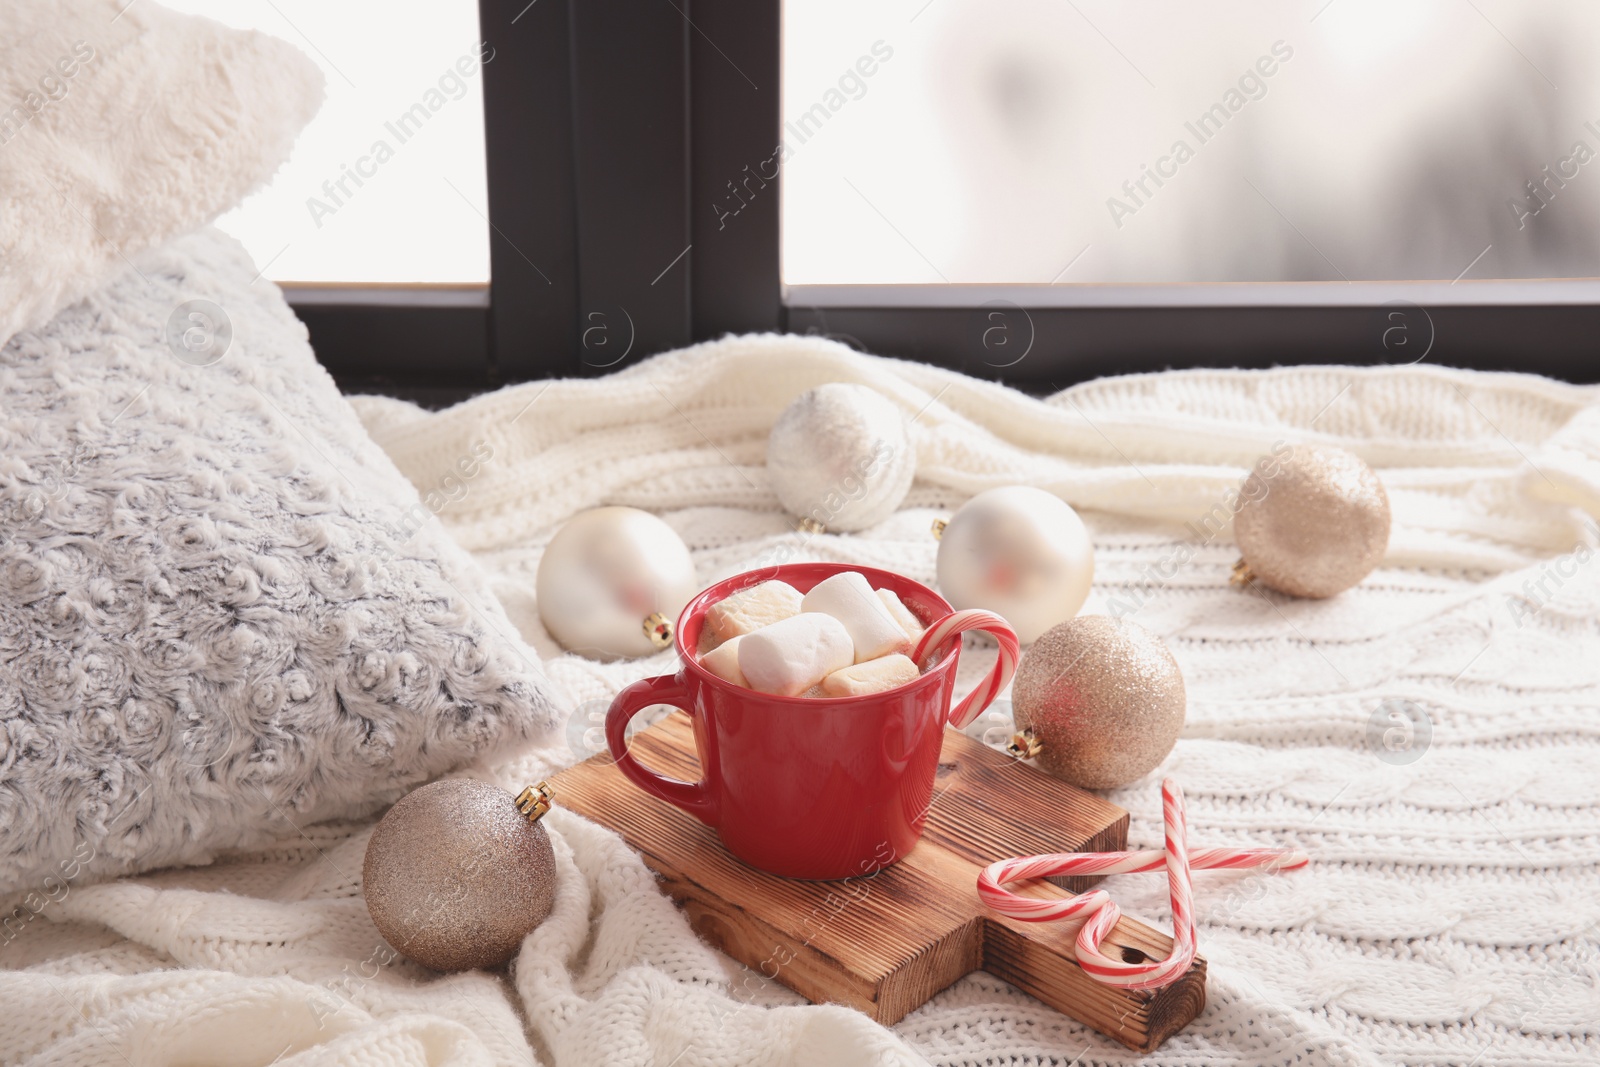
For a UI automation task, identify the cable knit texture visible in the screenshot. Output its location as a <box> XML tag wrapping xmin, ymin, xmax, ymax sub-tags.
<box><xmin>0</xmin><ymin>229</ymin><xmax>560</xmax><ymax>905</ymax></box>
<box><xmin>4</xmin><ymin>327</ymin><xmax>1600</xmax><ymax>1067</ymax></box>
<box><xmin>0</xmin><ymin>0</ymin><xmax>323</xmax><ymax>349</ymax></box>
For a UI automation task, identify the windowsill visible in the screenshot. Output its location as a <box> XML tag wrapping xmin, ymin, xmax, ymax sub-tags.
<box><xmin>281</xmin><ymin>283</ymin><xmax>490</xmax><ymax>308</ymax></box>
<box><xmin>782</xmin><ymin>279</ymin><xmax>1600</xmax><ymax>309</ymax></box>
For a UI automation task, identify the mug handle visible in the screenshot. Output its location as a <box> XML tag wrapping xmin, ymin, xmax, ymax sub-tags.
<box><xmin>911</xmin><ymin>609</ymin><xmax>1020</xmax><ymax>729</ymax></box>
<box><xmin>605</xmin><ymin>674</ymin><xmax>720</xmax><ymax>826</ymax></box>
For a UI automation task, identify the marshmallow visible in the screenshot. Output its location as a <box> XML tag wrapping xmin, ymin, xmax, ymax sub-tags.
<box><xmin>876</xmin><ymin>588</ymin><xmax>925</xmax><ymax>643</ymax></box>
<box><xmin>737</xmin><ymin>613</ymin><xmax>854</xmax><ymax>697</ymax></box>
<box><xmin>820</xmin><ymin>654</ymin><xmax>921</xmax><ymax>698</ymax></box>
<box><xmin>801</xmin><ymin>572</ymin><xmax>910</xmax><ymax>663</ymax></box>
<box><xmin>700</xmin><ymin>580</ymin><xmax>803</xmax><ymax>651</ymax></box>
<box><xmin>699</xmin><ymin>635</ymin><xmax>747</xmax><ymax>687</ymax></box>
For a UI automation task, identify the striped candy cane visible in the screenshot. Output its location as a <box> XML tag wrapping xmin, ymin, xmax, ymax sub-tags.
<box><xmin>911</xmin><ymin>608</ymin><xmax>1019</xmax><ymax>729</ymax></box>
<box><xmin>977</xmin><ymin>779</ymin><xmax>1308</xmax><ymax>991</ymax></box>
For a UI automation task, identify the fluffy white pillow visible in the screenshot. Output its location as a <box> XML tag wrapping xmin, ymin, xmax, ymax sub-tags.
<box><xmin>0</xmin><ymin>229</ymin><xmax>563</xmax><ymax>899</ymax></box>
<box><xmin>0</xmin><ymin>0</ymin><xmax>322</xmax><ymax>348</ymax></box>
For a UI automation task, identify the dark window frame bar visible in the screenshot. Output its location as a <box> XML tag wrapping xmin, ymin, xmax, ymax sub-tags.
<box><xmin>301</xmin><ymin>0</ymin><xmax>1596</xmax><ymax>398</ymax></box>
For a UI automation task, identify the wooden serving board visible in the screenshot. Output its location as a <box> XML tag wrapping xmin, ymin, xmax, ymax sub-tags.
<box><xmin>551</xmin><ymin>712</ymin><xmax>1207</xmax><ymax>1052</ymax></box>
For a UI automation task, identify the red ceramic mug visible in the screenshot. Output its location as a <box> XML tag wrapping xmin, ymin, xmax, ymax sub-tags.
<box><xmin>605</xmin><ymin>562</ymin><xmax>1018</xmax><ymax>879</ymax></box>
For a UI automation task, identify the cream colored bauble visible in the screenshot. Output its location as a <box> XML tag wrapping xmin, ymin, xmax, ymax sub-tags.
<box><xmin>1232</xmin><ymin>444</ymin><xmax>1390</xmax><ymax>599</ymax></box>
<box><xmin>1009</xmin><ymin>616</ymin><xmax>1186</xmax><ymax>790</ymax></box>
<box><xmin>536</xmin><ymin>507</ymin><xmax>697</xmax><ymax>660</ymax></box>
<box><xmin>363</xmin><ymin>779</ymin><xmax>556</xmax><ymax>971</ymax></box>
<box><xmin>935</xmin><ymin>486</ymin><xmax>1094</xmax><ymax>644</ymax></box>
<box><xmin>766</xmin><ymin>383</ymin><xmax>915</xmax><ymax>532</ymax></box>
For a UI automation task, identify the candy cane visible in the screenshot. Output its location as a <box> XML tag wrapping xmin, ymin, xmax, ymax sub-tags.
<box><xmin>980</xmin><ymin>847</ymin><xmax>1307</xmax><ymax>886</ymax></box>
<box><xmin>978</xmin><ymin>779</ymin><xmax>1308</xmax><ymax>991</ymax></box>
<box><xmin>911</xmin><ymin>608</ymin><xmax>1019</xmax><ymax>729</ymax></box>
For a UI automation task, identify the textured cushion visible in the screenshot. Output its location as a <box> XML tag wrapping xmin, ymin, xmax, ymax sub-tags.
<box><xmin>0</xmin><ymin>0</ymin><xmax>322</xmax><ymax>348</ymax></box>
<box><xmin>0</xmin><ymin>228</ymin><xmax>563</xmax><ymax>899</ymax></box>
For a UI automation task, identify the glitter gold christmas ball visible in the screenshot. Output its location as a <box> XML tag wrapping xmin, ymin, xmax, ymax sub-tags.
<box><xmin>766</xmin><ymin>383</ymin><xmax>915</xmax><ymax>532</ymax></box>
<box><xmin>1010</xmin><ymin>615</ymin><xmax>1186</xmax><ymax>790</ymax></box>
<box><xmin>1233</xmin><ymin>444</ymin><xmax>1390</xmax><ymax>599</ymax></box>
<box><xmin>536</xmin><ymin>506</ymin><xmax>697</xmax><ymax>660</ymax></box>
<box><xmin>363</xmin><ymin>778</ymin><xmax>556</xmax><ymax>972</ymax></box>
<box><xmin>936</xmin><ymin>486</ymin><xmax>1094</xmax><ymax>644</ymax></box>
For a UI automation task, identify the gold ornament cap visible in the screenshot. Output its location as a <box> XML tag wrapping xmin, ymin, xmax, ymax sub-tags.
<box><xmin>514</xmin><ymin>781</ymin><xmax>554</xmax><ymax>823</ymax></box>
<box><xmin>1005</xmin><ymin>728</ymin><xmax>1043</xmax><ymax>759</ymax></box>
<box><xmin>642</xmin><ymin>612</ymin><xmax>674</xmax><ymax>650</ymax></box>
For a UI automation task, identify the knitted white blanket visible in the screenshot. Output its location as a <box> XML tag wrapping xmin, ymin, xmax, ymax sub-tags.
<box><xmin>7</xmin><ymin>334</ymin><xmax>1600</xmax><ymax>1067</ymax></box>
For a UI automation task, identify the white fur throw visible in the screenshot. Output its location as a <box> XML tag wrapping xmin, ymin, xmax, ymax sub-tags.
<box><xmin>0</xmin><ymin>228</ymin><xmax>562</xmax><ymax>901</ymax></box>
<box><xmin>0</xmin><ymin>0</ymin><xmax>322</xmax><ymax>349</ymax></box>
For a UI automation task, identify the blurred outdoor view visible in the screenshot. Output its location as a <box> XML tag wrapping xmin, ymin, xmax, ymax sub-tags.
<box><xmin>781</xmin><ymin>0</ymin><xmax>1600</xmax><ymax>286</ymax></box>
<box><xmin>166</xmin><ymin>0</ymin><xmax>489</xmax><ymax>285</ymax></box>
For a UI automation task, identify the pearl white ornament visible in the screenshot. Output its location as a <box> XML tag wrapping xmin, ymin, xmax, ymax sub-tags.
<box><xmin>935</xmin><ymin>486</ymin><xmax>1094</xmax><ymax>645</ymax></box>
<box><xmin>766</xmin><ymin>384</ymin><xmax>915</xmax><ymax>533</ymax></box>
<box><xmin>536</xmin><ymin>506</ymin><xmax>697</xmax><ymax>660</ymax></box>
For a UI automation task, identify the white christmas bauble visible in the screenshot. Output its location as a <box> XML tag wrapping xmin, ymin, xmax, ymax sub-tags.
<box><xmin>766</xmin><ymin>383</ymin><xmax>915</xmax><ymax>533</ymax></box>
<box><xmin>935</xmin><ymin>486</ymin><xmax>1094</xmax><ymax>644</ymax></box>
<box><xmin>536</xmin><ymin>507</ymin><xmax>697</xmax><ymax>660</ymax></box>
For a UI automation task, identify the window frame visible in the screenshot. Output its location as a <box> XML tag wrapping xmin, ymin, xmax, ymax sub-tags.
<box><xmin>301</xmin><ymin>0</ymin><xmax>1597</xmax><ymax>396</ymax></box>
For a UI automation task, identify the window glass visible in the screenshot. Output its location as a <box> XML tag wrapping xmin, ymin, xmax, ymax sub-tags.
<box><xmin>782</xmin><ymin>0</ymin><xmax>1600</xmax><ymax>286</ymax></box>
<box><xmin>164</xmin><ymin>0</ymin><xmax>490</xmax><ymax>285</ymax></box>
